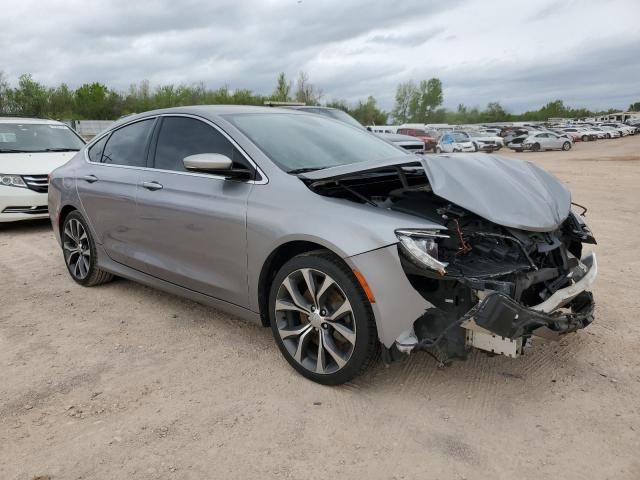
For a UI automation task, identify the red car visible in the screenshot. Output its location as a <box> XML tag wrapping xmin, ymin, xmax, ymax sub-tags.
<box><xmin>397</xmin><ymin>128</ymin><xmax>438</xmax><ymax>152</ymax></box>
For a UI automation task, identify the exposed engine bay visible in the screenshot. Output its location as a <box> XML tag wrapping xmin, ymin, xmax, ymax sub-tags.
<box><xmin>302</xmin><ymin>158</ymin><xmax>597</xmax><ymax>362</ymax></box>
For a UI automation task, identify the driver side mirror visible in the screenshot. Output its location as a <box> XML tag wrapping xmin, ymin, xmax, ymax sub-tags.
<box><xmin>183</xmin><ymin>153</ymin><xmax>233</xmax><ymax>172</ymax></box>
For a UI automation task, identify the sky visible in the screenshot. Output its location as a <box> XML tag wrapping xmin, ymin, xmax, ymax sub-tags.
<box><xmin>1</xmin><ymin>0</ymin><xmax>639</xmax><ymax>113</ymax></box>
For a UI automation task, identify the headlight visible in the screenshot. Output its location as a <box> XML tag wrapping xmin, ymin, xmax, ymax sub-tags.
<box><xmin>396</xmin><ymin>229</ymin><xmax>449</xmax><ymax>275</ymax></box>
<box><xmin>0</xmin><ymin>174</ymin><xmax>27</xmax><ymax>188</ymax></box>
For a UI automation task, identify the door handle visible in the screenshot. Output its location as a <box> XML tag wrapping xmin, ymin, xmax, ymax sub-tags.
<box><xmin>81</xmin><ymin>175</ymin><xmax>98</xmax><ymax>183</ymax></box>
<box><xmin>142</xmin><ymin>181</ymin><xmax>163</xmax><ymax>191</ymax></box>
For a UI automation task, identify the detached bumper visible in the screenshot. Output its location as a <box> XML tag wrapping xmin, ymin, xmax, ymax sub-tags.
<box><xmin>462</xmin><ymin>252</ymin><xmax>596</xmax><ymax>354</ymax></box>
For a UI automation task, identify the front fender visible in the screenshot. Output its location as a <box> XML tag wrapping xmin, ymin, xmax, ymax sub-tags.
<box><xmin>345</xmin><ymin>244</ymin><xmax>431</xmax><ymax>347</ymax></box>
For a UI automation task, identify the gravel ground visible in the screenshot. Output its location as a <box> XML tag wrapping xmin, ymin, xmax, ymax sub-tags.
<box><xmin>1</xmin><ymin>135</ymin><xmax>639</xmax><ymax>480</ymax></box>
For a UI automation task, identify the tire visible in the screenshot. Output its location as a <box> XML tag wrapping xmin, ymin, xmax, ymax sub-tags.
<box><xmin>473</xmin><ymin>142</ymin><xmax>479</xmax><ymax>152</ymax></box>
<box><xmin>582</xmin><ymin>135</ymin><xmax>589</xmax><ymax>142</ymax></box>
<box><xmin>61</xmin><ymin>211</ymin><xmax>114</xmax><ymax>287</ymax></box>
<box><xmin>562</xmin><ymin>141</ymin><xmax>571</xmax><ymax>151</ymax></box>
<box><xmin>435</xmin><ymin>147</ymin><xmax>441</xmax><ymax>153</ymax></box>
<box><xmin>606</xmin><ymin>133</ymin><xmax>611</xmax><ymax>139</ymax></box>
<box><xmin>268</xmin><ymin>252</ymin><xmax>379</xmax><ymax>385</ymax></box>
<box><xmin>531</xmin><ymin>143</ymin><xmax>541</xmax><ymax>152</ymax></box>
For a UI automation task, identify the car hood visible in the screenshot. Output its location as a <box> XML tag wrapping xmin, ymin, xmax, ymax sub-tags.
<box><xmin>0</xmin><ymin>151</ymin><xmax>77</xmax><ymax>174</ymax></box>
<box><xmin>376</xmin><ymin>133</ymin><xmax>423</xmax><ymax>143</ymax></box>
<box><xmin>302</xmin><ymin>154</ymin><xmax>571</xmax><ymax>232</ymax></box>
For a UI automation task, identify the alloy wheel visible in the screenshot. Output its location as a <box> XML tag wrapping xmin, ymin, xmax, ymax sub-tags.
<box><xmin>63</xmin><ymin>218</ymin><xmax>91</xmax><ymax>280</ymax></box>
<box><xmin>274</xmin><ymin>268</ymin><xmax>356</xmax><ymax>375</ymax></box>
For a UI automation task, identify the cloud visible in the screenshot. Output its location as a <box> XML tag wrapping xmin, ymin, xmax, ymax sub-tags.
<box><xmin>0</xmin><ymin>0</ymin><xmax>638</xmax><ymax>113</ymax></box>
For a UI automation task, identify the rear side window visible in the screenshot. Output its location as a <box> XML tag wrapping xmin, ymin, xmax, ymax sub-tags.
<box><xmin>102</xmin><ymin>119</ymin><xmax>154</xmax><ymax>167</ymax></box>
<box><xmin>153</xmin><ymin>116</ymin><xmax>250</xmax><ymax>172</ymax></box>
<box><xmin>88</xmin><ymin>135</ymin><xmax>108</xmax><ymax>162</ymax></box>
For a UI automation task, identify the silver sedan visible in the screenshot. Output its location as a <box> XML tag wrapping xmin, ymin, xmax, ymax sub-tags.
<box><xmin>522</xmin><ymin>132</ymin><xmax>573</xmax><ymax>152</ymax></box>
<box><xmin>49</xmin><ymin>106</ymin><xmax>597</xmax><ymax>384</ymax></box>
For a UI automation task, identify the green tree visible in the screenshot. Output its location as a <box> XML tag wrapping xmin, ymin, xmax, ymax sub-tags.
<box><xmin>415</xmin><ymin>78</ymin><xmax>443</xmax><ymax>122</ymax></box>
<box><xmin>271</xmin><ymin>72</ymin><xmax>291</xmax><ymax>102</ymax></box>
<box><xmin>294</xmin><ymin>71</ymin><xmax>322</xmax><ymax>105</ymax></box>
<box><xmin>11</xmin><ymin>74</ymin><xmax>49</xmax><ymax>116</ymax></box>
<box><xmin>391</xmin><ymin>81</ymin><xmax>417</xmax><ymax>123</ymax></box>
<box><xmin>74</xmin><ymin>82</ymin><xmax>112</xmax><ymax>119</ymax></box>
<box><xmin>629</xmin><ymin>101</ymin><xmax>640</xmax><ymax>112</ymax></box>
<box><xmin>350</xmin><ymin>96</ymin><xmax>387</xmax><ymax>125</ymax></box>
<box><xmin>47</xmin><ymin>83</ymin><xmax>75</xmax><ymax>118</ymax></box>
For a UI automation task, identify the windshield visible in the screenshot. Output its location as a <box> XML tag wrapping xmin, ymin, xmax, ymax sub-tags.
<box><xmin>298</xmin><ymin>107</ymin><xmax>365</xmax><ymax>129</ymax></box>
<box><xmin>452</xmin><ymin>132</ymin><xmax>470</xmax><ymax>142</ymax></box>
<box><xmin>0</xmin><ymin>122</ymin><xmax>85</xmax><ymax>153</ymax></box>
<box><xmin>224</xmin><ymin>112</ymin><xmax>405</xmax><ymax>172</ymax></box>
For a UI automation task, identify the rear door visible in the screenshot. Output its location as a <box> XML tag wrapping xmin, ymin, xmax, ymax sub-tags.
<box><xmin>76</xmin><ymin>118</ymin><xmax>156</xmax><ymax>265</ymax></box>
<box><xmin>133</xmin><ymin>115</ymin><xmax>255</xmax><ymax>307</ymax></box>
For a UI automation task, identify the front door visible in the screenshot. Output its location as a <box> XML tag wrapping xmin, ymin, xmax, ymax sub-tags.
<box><xmin>133</xmin><ymin>115</ymin><xmax>255</xmax><ymax>307</ymax></box>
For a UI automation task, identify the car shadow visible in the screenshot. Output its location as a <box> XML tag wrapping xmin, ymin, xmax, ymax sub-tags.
<box><xmin>0</xmin><ymin>218</ymin><xmax>52</xmax><ymax>234</ymax></box>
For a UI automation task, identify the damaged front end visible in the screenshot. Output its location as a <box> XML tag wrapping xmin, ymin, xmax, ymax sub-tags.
<box><xmin>302</xmin><ymin>154</ymin><xmax>598</xmax><ymax>362</ymax></box>
<box><xmin>395</xmin><ymin>213</ymin><xmax>596</xmax><ymax>361</ymax></box>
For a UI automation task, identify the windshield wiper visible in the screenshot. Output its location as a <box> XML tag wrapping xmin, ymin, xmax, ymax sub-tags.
<box><xmin>287</xmin><ymin>167</ymin><xmax>330</xmax><ymax>175</ymax></box>
<box><xmin>0</xmin><ymin>148</ymin><xmax>29</xmax><ymax>153</ymax></box>
<box><xmin>42</xmin><ymin>148</ymin><xmax>80</xmax><ymax>152</ymax></box>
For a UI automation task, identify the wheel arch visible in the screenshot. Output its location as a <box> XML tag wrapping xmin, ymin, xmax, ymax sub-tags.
<box><xmin>257</xmin><ymin>240</ymin><xmax>343</xmax><ymax>327</ymax></box>
<box><xmin>58</xmin><ymin>205</ymin><xmax>78</xmax><ymax>239</ymax></box>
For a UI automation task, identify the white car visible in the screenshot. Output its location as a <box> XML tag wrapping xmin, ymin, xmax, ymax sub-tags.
<box><xmin>0</xmin><ymin>118</ymin><xmax>85</xmax><ymax>222</ymax></box>
<box><xmin>600</xmin><ymin>123</ymin><xmax>635</xmax><ymax>136</ymax></box>
<box><xmin>436</xmin><ymin>131</ymin><xmax>476</xmax><ymax>153</ymax></box>
<box><xmin>593</xmin><ymin>126</ymin><xmax>621</xmax><ymax>139</ymax></box>
<box><xmin>521</xmin><ymin>132</ymin><xmax>573</xmax><ymax>152</ymax></box>
<box><xmin>467</xmin><ymin>131</ymin><xmax>504</xmax><ymax>151</ymax></box>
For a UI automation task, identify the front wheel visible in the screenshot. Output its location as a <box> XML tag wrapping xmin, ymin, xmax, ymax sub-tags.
<box><xmin>268</xmin><ymin>252</ymin><xmax>378</xmax><ymax>385</ymax></box>
<box><xmin>562</xmin><ymin>141</ymin><xmax>571</xmax><ymax>151</ymax></box>
<box><xmin>435</xmin><ymin>146</ymin><xmax>442</xmax><ymax>153</ymax></box>
<box><xmin>61</xmin><ymin>211</ymin><xmax>114</xmax><ymax>286</ymax></box>
<box><xmin>531</xmin><ymin>143</ymin><xmax>541</xmax><ymax>152</ymax></box>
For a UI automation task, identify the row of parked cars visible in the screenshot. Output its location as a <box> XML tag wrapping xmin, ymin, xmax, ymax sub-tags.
<box><xmin>504</xmin><ymin>121</ymin><xmax>638</xmax><ymax>152</ymax></box>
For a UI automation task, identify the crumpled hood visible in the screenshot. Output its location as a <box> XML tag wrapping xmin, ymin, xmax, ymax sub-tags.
<box><xmin>301</xmin><ymin>153</ymin><xmax>572</xmax><ymax>232</ymax></box>
<box><xmin>419</xmin><ymin>154</ymin><xmax>571</xmax><ymax>232</ymax></box>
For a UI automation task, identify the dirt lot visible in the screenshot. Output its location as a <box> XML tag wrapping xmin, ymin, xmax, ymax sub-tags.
<box><xmin>1</xmin><ymin>136</ymin><xmax>639</xmax><ymax>480</ymax></box>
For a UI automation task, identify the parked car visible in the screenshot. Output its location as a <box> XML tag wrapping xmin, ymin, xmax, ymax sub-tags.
<box><xmin>561</xmin><ymin>127</ymin><xmax>597</xmax><ymax>142</ymax></box>
<box><xmin>597</xmin><ymin>126</ymin><xmax>621</xmax><ymax>138</ymax></box>
<box><xmin>282</xmin><ymin>106</ymin><xmax>424</xmax><ymax>153</ymax></box>
<box><xmin>396</xmin><ymin>127</ymin><xmax>438</xmax><ymax>152</ymax></box>
<box><xmin>506</xmin><ymin>135</ymin><xmax>528</xmax><ymax>151</ymax></box>
<box><xmin>0</xmin><ymin>118</ymin><xmax>85</xmax><ymax>222</ymax></box>
<box><xmin>435</xmin><ymin>131</ymin><xmax>476</xmax><ymax>153</ymax></box>
<box><xmin>49</xmin><ymin>106</ymin><xmax>598</xmax><ymax>385</ymax></box>
<box><xmin>521</xmin><ymin>132</ymin><xmax>573</xmax><ymax>152</ymax></box>
<box><xmin>466</xmin><ymin>131</ymin><xmax>504</xmax><ymax>152</ymax></box>
<box><xmin>600</xmin><ymin>122</ymin><xmax>635</xmax><ymax>136</ymax></box>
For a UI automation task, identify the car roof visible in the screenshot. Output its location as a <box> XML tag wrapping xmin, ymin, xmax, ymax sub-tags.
<box><xmin>0</xmin><ymin>117</ymin><xmax>67</xmax><ymax>125</ymax></box>
<box><xmin>108</xmin><ymin>105</ymin><xmax>307</xmax><ymax>130</ymax></box>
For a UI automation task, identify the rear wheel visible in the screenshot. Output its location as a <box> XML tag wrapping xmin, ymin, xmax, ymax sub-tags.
<box><xmin>62</xmin><ymin>211</ymin><xmax>113</xmax><ymax>286</ymax></box>
<box><xmin>268</xmin><ymin>252</ymin><xmax>378</xmax><ymax>385</ymax></box>
<box><xmin>581</xmin><ymin>135</ymin><xmax>589</xmax><ymax>142</ymax></box>
<box><xmin>562</xmin><ymin>141</ymin><xmax>571</xmax><ymax>151</ymax></box>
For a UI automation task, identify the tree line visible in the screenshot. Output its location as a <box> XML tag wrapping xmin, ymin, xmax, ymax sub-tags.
<box><xmin>0</xmin><ymin>70</ymin><xmax>634</xmax><ymax>125</ymax></box>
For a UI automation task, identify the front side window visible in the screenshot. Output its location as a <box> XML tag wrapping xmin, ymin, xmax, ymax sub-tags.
<box><xmin>102</xmin><ymin>119</ymin><xmax>154</xmax><ymax>167</ymax></box>
<box><xmin>224</xmin><ymin>112</ymin><xmax>405</xmax><ymax>173</ymax></box>
<box><xmin>153</xmin><ymin>116</ymin><xmax>249</xmax><ymax>172</ymax></box>
<box><xmin>0</xmin><ymin>123</ymin><xmax>84</xmax><ymax>154</ymax></box>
